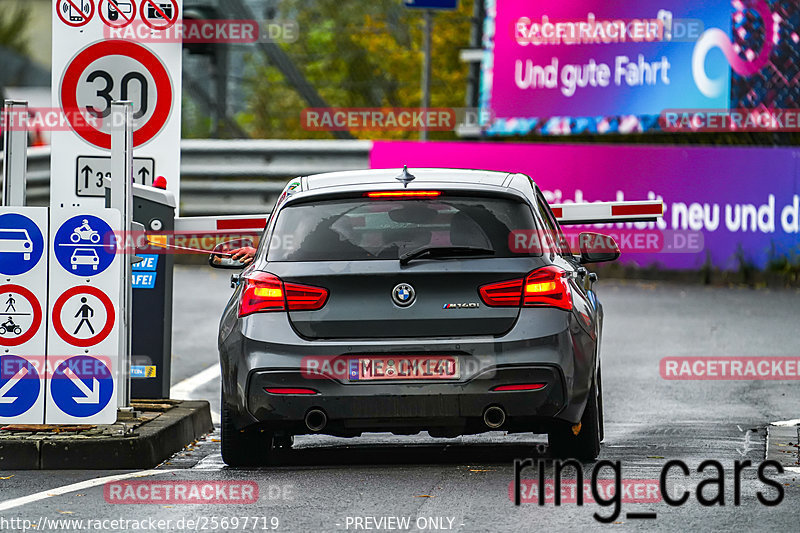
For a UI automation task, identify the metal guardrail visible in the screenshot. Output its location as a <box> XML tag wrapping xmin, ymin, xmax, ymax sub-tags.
<box><xmin>2</xmin><ymin>139</ymin><xmax>373</xmax><ymax>216</ymax></box>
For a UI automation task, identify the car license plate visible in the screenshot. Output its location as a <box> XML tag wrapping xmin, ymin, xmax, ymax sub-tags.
<box><xmin>350</xmin><ymin>356</ymin><xmax>459</xmax><ymax>381</ymax></box>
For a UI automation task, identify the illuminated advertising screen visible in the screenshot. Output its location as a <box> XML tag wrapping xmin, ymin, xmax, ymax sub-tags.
<box><xmin>479</xmin><ymin>0</ymin><xmax>800</xmax><ymax>135</ymax></box>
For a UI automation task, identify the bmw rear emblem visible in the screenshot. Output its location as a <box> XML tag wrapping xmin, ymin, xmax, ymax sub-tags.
<box><xmin>392</xmin><ymin>283</ymin><xmax>416</xmax><ymax>307</ymax></box>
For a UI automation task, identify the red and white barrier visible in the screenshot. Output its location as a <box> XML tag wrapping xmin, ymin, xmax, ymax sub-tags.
<box><xmin>174</xmin><ymin>215</ymin><xmax>268</xmax><ymax>235</ymax></box>
<box><xmin>551</xmin><ymin>201</ymin><xmax>664</xmax><ymax>225</ymax></box>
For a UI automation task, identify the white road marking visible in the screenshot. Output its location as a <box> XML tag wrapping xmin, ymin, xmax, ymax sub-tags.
<box><xmin>192</xmin><ymin>453</ymin><xmax>226</xmax><ymax>470</ymax></box>
<box><xmin>770</xmin><ymin>419</ymin><xmax>800</xmax><ymax>427</ymax></box>
<box><xmin>171</xmin><ymin>364</ymin><xmax>221</xmax><ymax>424</ymax></box>
<box><xmin>0</xmin><ymin>469</ymin><xmax>173</xmax><ymax>512</ymax></box>
<box><xmin>171</xmin><ymin>364</ymin><xmax>220</xmax><ymax>399</ymax></box>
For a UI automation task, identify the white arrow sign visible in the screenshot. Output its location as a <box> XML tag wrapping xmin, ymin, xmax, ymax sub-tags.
<box><xmin>63</xmin><ymin>367</ymin><xmax>100</xmax><ymax>404</ymax></box>
<box><xmin>0</xmin><ymin>367</ymin><xmax>29</xmax><ymax>404</ymax></box>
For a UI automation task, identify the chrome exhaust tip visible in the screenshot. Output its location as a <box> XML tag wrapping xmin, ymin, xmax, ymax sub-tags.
<box><xmin>483</xmin><ymin>406</ymin><xmax>506</xmax><ymax>429</ymax></box>
<box><xmin>305</xmin><ymin>409</ymin><xmax>327</xmax><ymax>432</ymax></box>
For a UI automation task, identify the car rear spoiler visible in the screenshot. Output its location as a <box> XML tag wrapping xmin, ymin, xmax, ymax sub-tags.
<box><xmin>551</xmin><ymin>201</ymin><xmax>664</xmax><ymax>225</ymax></box>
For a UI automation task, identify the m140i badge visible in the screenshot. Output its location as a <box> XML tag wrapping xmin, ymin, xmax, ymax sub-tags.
<box><xmin>443</xmin><ymin>303</ymin><xmax>480</xmax><ymax>309</ymax></box>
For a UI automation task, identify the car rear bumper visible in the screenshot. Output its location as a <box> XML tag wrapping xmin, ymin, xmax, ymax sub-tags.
<box><xmin>245</xmin><ymin>364</ymin><xmax>567</xmax><ymax>436</ymax></box>
<box><xmin>219</xmin><ymin>305</ymin><xmax>598</xmax><ymax>435</ymax></box>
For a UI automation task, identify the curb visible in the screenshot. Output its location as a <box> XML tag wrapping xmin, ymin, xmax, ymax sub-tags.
<box><xmin>766</xmin><ymin>423</ymin><xmax>800</xmax><ymax>469</ymax></box>
<box><xmin>0</xmin><ymin>401</ymin><xmax>213</xmax><ymax>470</ymax></box>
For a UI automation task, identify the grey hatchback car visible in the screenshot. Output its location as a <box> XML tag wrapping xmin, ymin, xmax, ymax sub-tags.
<box><xmin>213</xmin><ymin>168</ymin><xmax>623</xmax><ymax>465</ymax></box>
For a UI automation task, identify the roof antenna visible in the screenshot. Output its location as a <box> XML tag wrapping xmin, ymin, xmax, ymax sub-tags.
<box><xmin>395</xmin><ymin>165</ymin><xmax>416</xmax><ymax>188</ymax></box>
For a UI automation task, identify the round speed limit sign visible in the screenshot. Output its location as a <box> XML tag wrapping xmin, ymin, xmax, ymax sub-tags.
<box><xmin>60</xmin><ymin>40</ymin><xmax>173</xmax><ymax>149</ymax></box>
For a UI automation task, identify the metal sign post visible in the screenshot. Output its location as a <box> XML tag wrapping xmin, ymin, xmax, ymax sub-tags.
<box><xmin>111</xmin><ymin>101</ymin><xmax>134</xmax><ymax>410</ymax></box>
<box><xmin>404</xmin><ymin>1</ymin><xmax>459</xmax><ymax>141</ymax></box>
<box><xmin>2</xmin><ymin>100</ymin><xmax>29</xmax><ymax>207</ymax></box>
<box><xmin>421</xmin><ymin>11</ymin><xmax>432</xmax><ymax>142</ymax></box>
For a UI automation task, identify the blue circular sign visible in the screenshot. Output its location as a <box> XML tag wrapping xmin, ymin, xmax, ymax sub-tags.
<box><xmin>53</xmin><ymin>215</ymin><xmax>117</xmax><ymax>276</ymax></box>
<box><xmin>50</xmin><ymin>356</ymin><xmax>114</xmax><ymax>418</ymax></box>
<box><xmin>0</xmin><ymin>213</ymin><xmax>45</xmax><ymax>276</ymax></box>
<box><xmin>0</xmin><ymin>355</ymin><xmax>40</xmax><ymax>418</ymax></box>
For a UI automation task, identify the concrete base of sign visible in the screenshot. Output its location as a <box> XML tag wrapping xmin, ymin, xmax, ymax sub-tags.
<box><xmin>0</xmin><ymin>400</ymin><xmax>212</xmax><ymax>470</ymax></box>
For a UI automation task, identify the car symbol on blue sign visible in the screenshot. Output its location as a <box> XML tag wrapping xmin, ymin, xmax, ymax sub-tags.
<box><xmin>50</xmin><ymin>356</ymin><xmax>114</xmax><ymax>417</ymax></box>
<box><xmin>0</xmin><ymin>214</ymin><xmax>45</xmax><ymax>276</ymax></box>
<box><xmin>0</xmin><ymin>355</ymin><xmax>40</xmax><ymax>418</ymax></box>
<box><xmin>53</xmin><ymin>215</ymin><xmax>117</xmax><ymax>276</ymax></box>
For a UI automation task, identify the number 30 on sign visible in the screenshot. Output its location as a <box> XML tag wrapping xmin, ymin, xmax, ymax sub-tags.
<box><xmin>60</xmin><ymin>40</ymin><xmax>174</xmax><ymax>149</ymax></box>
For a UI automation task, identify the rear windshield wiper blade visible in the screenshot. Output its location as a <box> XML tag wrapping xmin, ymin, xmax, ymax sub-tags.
<box><xmin>399</xmin><ymin>246</ymin><xmax>495</xmax><ymax>265</ymax></box>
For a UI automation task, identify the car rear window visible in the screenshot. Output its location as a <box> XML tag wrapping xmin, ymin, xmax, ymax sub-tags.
<box><xmin>266</xmin><ymin>196</ymin><xmax>540</xmax><ymax>262</ymax></box>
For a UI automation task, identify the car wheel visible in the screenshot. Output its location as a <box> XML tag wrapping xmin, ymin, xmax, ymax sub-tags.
<box><xmin>221</xmin><ymin>394</ymin><xmax>273</xmax><ymax>467</ymax></box>
<box><xmin>548</xmin><ymin>380</ymin><xmax>601</xmax><ymax>461</ymax></box>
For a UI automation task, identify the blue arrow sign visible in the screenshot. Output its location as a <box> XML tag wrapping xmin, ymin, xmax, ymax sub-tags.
<box><xmin>50</xmin><ymin>356</ymin><xmax>114</xmax><ymax>418</ymax></box>
<box><xmin>0</xmin><ymin>355</ymin><xmax>40</xmax><ymax>418</ymax></box>
<box><xmin>404</xmin><ymin>0</ymin><xmax>458</xmax><ymax>9</ymax></box>
<box><xmin>53</xmin><ymin>215</ymin><xmax>117</xmax><ymax>276</ymax></box>
<box><xmin>0</xmin><ymin>213</ymin><xmax>45</xmax><ymax>276</ymax></box>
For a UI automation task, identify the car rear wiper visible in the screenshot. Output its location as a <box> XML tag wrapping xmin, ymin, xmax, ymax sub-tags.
<box><xmin>399</xmin><ymin>246</ymin><xmax>495</xmax><ymax>265</ymax></box>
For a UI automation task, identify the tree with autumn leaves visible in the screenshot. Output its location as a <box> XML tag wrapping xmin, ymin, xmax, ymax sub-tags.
<box><xmin>240</xmin><ymin>0</ymin><xmax>474</xmax><ymax>140</ymax></box>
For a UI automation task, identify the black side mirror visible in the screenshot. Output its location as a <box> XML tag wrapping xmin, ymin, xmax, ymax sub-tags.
<box><xmin>578</xmin><ymin>232</ymin><xmax>620</xmax><ymax>264</ymax></box>
<box><xmin>209</xmin><ymin>238</ymin><xmax>255</xmax><ymax>269</ymax></box>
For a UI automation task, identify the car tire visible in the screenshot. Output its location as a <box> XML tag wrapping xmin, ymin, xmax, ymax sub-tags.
<box><xmin>548</xmin><ymin>380</ymin><xmax>601</xmax><ymax>461</ymax></box>
<box><xmin>220</xmin><ymin>394</ymin><xmax>273</xmax><ymax>467</ymax></box>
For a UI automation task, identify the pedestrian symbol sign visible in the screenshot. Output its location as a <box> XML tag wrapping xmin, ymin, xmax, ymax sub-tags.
<box><xmin>53</xmin><ymin>215</ymin><xmax>118</xmax><ymax>276</ymax></box>
<box><xmin>0</xmin><ymin>355</ymin><xmax>42</xmax><ymax>421</ymax></box>
<box><xmin>52</xmin><ymin>286</ymin><xmax>116</xmax><ymax>348</ymax></box>
<box><xmin>50</xmin><ymin>356</ymin><xmax>114</xmax><ymax>419</ymax></box>
<box><xmin>0</xmin><ymin>285</ymin><xmax>43</xmax><ymax>348</ymax></box>
<box><xmin>74</xmin><ymin>298</ymin><xmax>95</xmax><ymax>335</ymax></box>
<box><xmin>0</xmin><ymin>213</ymin><xmax>45</xmax><ymax>276</ymax></box>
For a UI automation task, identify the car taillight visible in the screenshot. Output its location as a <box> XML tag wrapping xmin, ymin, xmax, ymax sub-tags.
<box><xmin>523</xmin><ymin>266</ymin><xmax>572</xmax><ymax>310</ymax></box>
<box><xmin>478</xmin><ymin>266</ymin><xmax>572</xmax><ymax>311</ymax></box>
<box><xmin>264</xmin><ymin>387</ymin><xmax>319</xmax><ymax>395</ymax></box>
<box><xmin>239</xmin><ymin>272</ymin><xmax>328</xmax><ymax>317</ymax></box>
<box><xmin>284</xmin><ymin>282</ymin><xmax>329</xmax><ymax>311</ymax></box>
<box><xmin>479</xmin><ymin>278</ymin><xmax>523</xmax><ymax>307</ymax></box>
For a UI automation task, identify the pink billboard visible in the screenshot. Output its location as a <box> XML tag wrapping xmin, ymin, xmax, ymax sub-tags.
<box><xmin>480</xmin><ymin>0</ymin><xmax>799</xmax><ymax>135</ymax></box>
<box><xmin>370</xmin><ymin>140</ymin><xmax>800</xmax><ymax>270</ymax></box>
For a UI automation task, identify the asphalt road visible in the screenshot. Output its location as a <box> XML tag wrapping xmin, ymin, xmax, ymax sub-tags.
<box><xmin>1</xmin><ymin>266</ymin><xmax>799</xmax><ymax>532</ymax></box>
